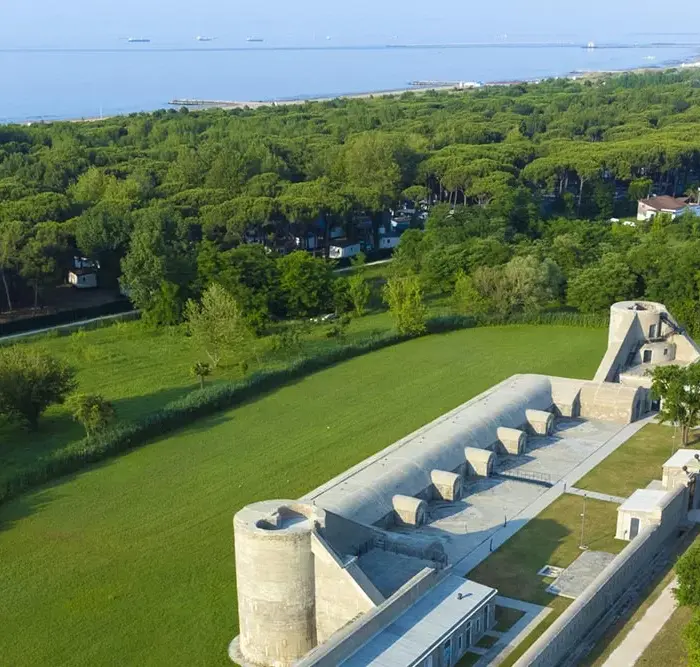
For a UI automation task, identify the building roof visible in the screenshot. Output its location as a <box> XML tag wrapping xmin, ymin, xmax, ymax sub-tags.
<box><xmin>618</xmin><ymin>488</ymin><xmax>671</xmax><ymax>513</ymax></box>
<box><xmin>303</xmin><ymin>374</ymin><xmax>558</xmax><ymax>525</ymax></box>
<box><xmin>663</xmin><ymin>449</ymin><xmax>700</xmax><ymax>469</ymax></box>
<box><xmin>340</xmin><ymin>576</ymin><xmax>496</xmax><ymax>667</ymax></box>
<box><xmin>639</xmin><ymin>196</ymin><xmax>689</xmax><ymax>212</ymax></box>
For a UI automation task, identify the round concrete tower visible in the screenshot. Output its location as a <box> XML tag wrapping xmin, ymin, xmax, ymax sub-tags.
<box><xmin>233</xmin><ymin>500</ymin><xmax>319</xmax><ymax>666</ymax></box>
<box><xmin>609</xmin><ymin>301</ymin><xmax>667</xmax><ymax>345</ymax></box>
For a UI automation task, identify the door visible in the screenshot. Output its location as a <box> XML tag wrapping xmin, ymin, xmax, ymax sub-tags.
<box><xmin>443</xmin><ymin>640</ymin><xmax>452</xmax><ymax>666</ymax></box>
<box><xmin>629</xmin><ymin>517</ymin><xmax>640</xmax><ymax>539</ymax></box>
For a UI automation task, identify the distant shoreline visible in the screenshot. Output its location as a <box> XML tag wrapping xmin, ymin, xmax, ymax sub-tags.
<box><xmin>166</xmin><ymin>58</ymin><xmax>700</xmax><ymax>113</ymax></box>
<box><xmin>21</xmin><ymin>52</ymin><xmax>700</xmax><ymax>126</ymax></box>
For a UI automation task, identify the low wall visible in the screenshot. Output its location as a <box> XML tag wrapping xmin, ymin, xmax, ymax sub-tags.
<box><xmin>514</xmin><ymin>512</ymin><xmax>682</xmax><ymax>667</ymax></box>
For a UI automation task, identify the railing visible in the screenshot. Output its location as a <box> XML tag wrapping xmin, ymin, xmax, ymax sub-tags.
<box><xmin>493</xmin><ymin>468</ymin><xmax>553</xmax><ymax>487</ymax></box>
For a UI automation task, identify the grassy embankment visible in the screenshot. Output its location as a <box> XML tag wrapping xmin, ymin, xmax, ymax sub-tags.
<box><xmin>467</xmin><ymin>423</ymin><xmax>699</xmax><ymax>666</ymax></box>
<box><xmin>0</xmin><ymin>324</ymin><xmax>606</xmax><ymax>667</ymax></box>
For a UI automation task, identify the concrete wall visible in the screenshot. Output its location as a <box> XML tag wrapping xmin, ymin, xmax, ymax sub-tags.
<box><xmin>295</xmin><ymin>568</ymin><xmax>441</xmax><ymax>667</ymax></box>
<box><xmin>579</xmin><ymin>382</ymin><xmax>643</xmax><ymax>424</ymax></box>
<box><xmin>311</xmin><ymin>533</ymin><xmax>380</xmax><ymax>644</ymax></box>
<box><xmin>514</xmin><ymin>512</ymin><xmax>683</xmax><ymax>667</ymax></box>
<box><xmin>234</xmin><ymin>502</ymin><xmax>319</xmax><ymax>667</ymax></box>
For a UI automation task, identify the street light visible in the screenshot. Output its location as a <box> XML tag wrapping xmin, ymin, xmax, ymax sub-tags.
<box><xmin>579</xmin><ymin>493</ymin><xmax>588</xmax><ymax>550</ymax></box>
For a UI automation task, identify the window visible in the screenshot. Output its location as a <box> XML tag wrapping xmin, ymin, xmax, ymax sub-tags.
<box><xmin>643</xmin><ymin>350</ymin><xmax>652</xmax><ymax>363</ymax></box>
<box><xmin>458</xmin><ymin>634</ymin><xmax>463</xmax><ymax>652</ymax></box>
<box><xmin>664</xmin><ymin>348</ymin><xmax>668</xmax><ymax>357</ymax></box>
<box><xmin>649</xmin><ymin>324</ymin><xmax>657</xmax><ymax>338</ymax></box>
<box><xmin>424</xmin><ymin>656</ymin><xmax>433</xmax><ymax>667</ymax></box>
<box><xmin>465</xmin><ymin>623</ymin><xmax>472</xmax><ymax>648</ymax></box>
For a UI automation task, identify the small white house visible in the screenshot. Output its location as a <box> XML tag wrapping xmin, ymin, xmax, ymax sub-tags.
<box><xmin>379</xmin><ymin>235</ymin><xmax>401</xmax><ymax>250</ymax></box>
<box><xmin>329</xmin><ymin>242</ymin><xmax>362</xmax><ymax>260</ymax></box>
<box><xmin>68</xmin><ymin>269</ymin><xmax>98</xmax><ymax>289</ymax></box>
<box><xmin>637</xmin><ymin>196</ymin><xmax>700</xmax><ymax>221</ymax></box>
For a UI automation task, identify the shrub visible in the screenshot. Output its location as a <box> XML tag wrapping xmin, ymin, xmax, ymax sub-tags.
<box><xmin>0</xmin><ymin>310</ymin><xmax>608</xmax><ymax>503</ymax></box>
<box><xmin>0</xmin><ymin>347</ymin><xmax>76</xmax><ymax>430</ymax></box>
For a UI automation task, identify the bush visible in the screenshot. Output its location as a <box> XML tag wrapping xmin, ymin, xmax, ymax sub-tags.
<box><xmin>0</xmin><ymin>347</ymin><xmax>76</xmax><ymax>430</ymax></box>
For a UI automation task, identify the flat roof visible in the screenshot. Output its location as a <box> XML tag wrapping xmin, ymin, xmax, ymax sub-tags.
<box><xmin>340</xmin><ymin>576</ymin><xmax>496</xmax><ymax>667</ymax></box>
<box><xmin>664</xmin><ymin>449</ymin><xmax>700</xmax><ymax>469</ymax></box>
<box><xmin>619</xmin><ymin>488</ymin><xmax>670</xmax><ymax>513</ymax></box>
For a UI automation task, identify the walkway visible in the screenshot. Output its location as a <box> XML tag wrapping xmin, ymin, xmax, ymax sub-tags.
<box><xmin>601</xmin><ymin>578</ymin><xmax>678</xmax><ymax>667</ymax></box>
<box><xmin>0</xmin><ymin>310</ymin><xmax>138</xmax><ymax>344</ymax></box>
<box><xmin>566</xmin><ymin>487</ymin><xmax>627</xmax><ymax>504</ymax></box>
<box><xmin>454</xmin><ymin>415</ymin><xmax>655</xmax><ymax>576</ymax></box>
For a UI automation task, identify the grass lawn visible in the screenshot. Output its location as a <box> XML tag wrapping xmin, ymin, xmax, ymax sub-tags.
<box><xmin>581</xmin><ymin>528</ymin><xmax>699</xmax><ymax>666</ymax></box>
<box><xmin>468</xmin><ymin>494</ymin><xmax>625</xmax><ymax>667</ymax></box>
<box><xmin>0</xmin><ymin>308</ymin><xmax>400</xmax><ymax>493</ymax></box>
<box><xmin>494</xmin><ymin>606</ymin><xmax>525</xmax><ymax>632</ymax></box>
<box><xmin>636</xmin><ymin>604</ymin><xmax>692</xmax><ymax>666</ymax></box>
<box><xmin>576</xmin><ymin>423</ymin><xmax>700</xmax><ymax>498</ymax></box>
<box><xmin>0</xmin><ymin>324</ymin><xmax>606</xmax><ymax>667</ymax></box>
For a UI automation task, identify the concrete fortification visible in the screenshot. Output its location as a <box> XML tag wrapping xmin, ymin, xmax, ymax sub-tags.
<box><xmin>228</xmin><ymin>301</ymin><xmax>699</xmax><ymax>667</ymax></box>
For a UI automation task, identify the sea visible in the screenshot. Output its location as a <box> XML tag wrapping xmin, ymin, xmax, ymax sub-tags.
<box><xmin>2</xmin><ymin>40</ymin><xmax>700</xmax><ymax>124</ymax></box>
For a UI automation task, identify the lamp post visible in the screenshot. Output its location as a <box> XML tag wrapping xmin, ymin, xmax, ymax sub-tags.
<box><xmin>579</xmin><ymin>493</ymin><xmax>588</xmax><ymax>550</ymax></box>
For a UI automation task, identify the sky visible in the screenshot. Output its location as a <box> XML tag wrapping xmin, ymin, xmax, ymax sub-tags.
<box><xmin>2</xmin><ymin>0</ymin><xmax>700</xmax><ymax>48</ymax></box>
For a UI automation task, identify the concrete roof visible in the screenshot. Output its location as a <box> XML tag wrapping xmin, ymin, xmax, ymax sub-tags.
<box><xmin>664</xmin><ymin>449</ymin><xmax>700</xmax><ymax>469</ymax></box>
<box><xmin>304</xmin><ymin>374</ymin><xmax>558</xmax><ymax>525</ymax></box>
<box><xmin>340</xmin><ymin>576</ymin><xmax>496</xmax><ymax>667</ymax></box>
<box><xmin>619</xmin><ymin>489</ymin><xmax>671</xmax><ymax>513</ymax></box>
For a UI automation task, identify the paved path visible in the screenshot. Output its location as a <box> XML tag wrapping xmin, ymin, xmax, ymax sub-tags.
<box><xmin>333</xmin><ymin>258</ymin><xmax>393</xmax><ymax>274</ymax></box>
<box><xmin>0</xmin><ymin>310</ymin><xmax>138</xmax><ymax>344</ymax></box>
<box><xmin>566</xmin><ymin>487</ymin><xmax>627</xmax><ymax>504</ymax></box>
<box><xmin>601</xmin><ymin>578</ymin><xmax>678</xmax><ymax>667</ymax></box>
<box><xmin>454</xmin><ymin>415</ymin><xmax>655</xmax><ymax>576</ymax></box>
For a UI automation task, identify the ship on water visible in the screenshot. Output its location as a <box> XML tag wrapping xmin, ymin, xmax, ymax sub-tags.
<box><xmin>246</xmin><ymin>37</ymin><xmax>264</xmax><ymax>42</ymax></box>
<box><xmin>196</xmin><ymin>36</ymin><xmax>214</xmax><ymax>42</ymax></box>
<box><xmin>127</xmin><ymin>37</ymin><xmax>151</xmax><ymax>43</ymax></box>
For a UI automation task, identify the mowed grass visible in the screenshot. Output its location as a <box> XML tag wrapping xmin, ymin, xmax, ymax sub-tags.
<box><xmin>0</xmin><ymin>310</ymin><xmax>397</xmax><ymax>490</ymax></box>
<box><xmin>576</xmin><ymin>423</ymin><xmax>700</xmax><ymax>498</ymax></box>
<box><xmin>468</xmin><ymin>495</ymin><xmax>624</xmax><ymax>667</ymax></box>
<box><xmin>469</xmin><ymin>495</ymin><xmax>624</xmax><ymax>606</ymax></box>
<box><xmin>0</xmin><ymin>325</ymin><xmax>606</xmax><ymax>667</ymax></box>
<box><xmin>636</xmin><ymin>604</ymin><xmax>692</xmax><ymax>666</ymax></box>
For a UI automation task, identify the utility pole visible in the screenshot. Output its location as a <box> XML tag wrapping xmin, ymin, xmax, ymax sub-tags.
<box><xmin>579</xmin><ymin>494</ymin><xmax>588</xmax><ymax>550</ymax></box>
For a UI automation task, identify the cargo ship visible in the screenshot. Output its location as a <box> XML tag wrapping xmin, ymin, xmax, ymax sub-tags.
<box><xmin>246</xmin><ymin>37</ymin><xmax>264</xmax><ymax>42</ymax></box>
<box><xmin>127</xmin><ymin>37</ymin><xmax>151</xmax><ymax>43</ymax></box>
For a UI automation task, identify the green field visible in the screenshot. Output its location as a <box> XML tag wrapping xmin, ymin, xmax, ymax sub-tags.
<box><xmin>468</xmin><ymin>494</ymin><xmax>625</xmax><ymax>667</ymax></box>
<box><xmin>0</xmin><ymin>309</ymin><xmax>400</xmax><ymax>492</ymax></box>
<box><xmin>576</xmin><ymin>423</ymin><xmax>700</xmax><ymax>498</ymax></box>
<box><xmin>0</xmin><ymin>324</ymin><xmax>606</xmax><ymax>667</ymax></box>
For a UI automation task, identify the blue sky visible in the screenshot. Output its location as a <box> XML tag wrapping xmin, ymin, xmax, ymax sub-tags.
<box><xmin>2</xmin><ymin>1</ymin><xmax>697</xmax><ymax>47</ymax></box>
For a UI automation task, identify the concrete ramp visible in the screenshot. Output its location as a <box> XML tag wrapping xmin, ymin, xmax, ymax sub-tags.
<box><xmin>312</xmin><ymin>531</ymin><xmax>384</xmax><ymax>643</ymax></box>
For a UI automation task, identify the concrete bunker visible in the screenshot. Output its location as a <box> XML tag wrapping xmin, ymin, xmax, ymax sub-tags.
<box><xmin>392</xmin><ymin>495</ymin><xmax>428</xmax><ymax>526</ymax></box>
<box><xmin>496</xmin><ymin>426</ymin><xmax>527</xmax><ymax>455</ymax></box>
<box><xmin>579</xmin><ymin>382</ymin><xmax>644</xmax><ymax>424</ymax></box>
<box><xmin>526</xmin><ymin>409</ymin><xmax>555</xmax><ymax>436</ymax></box>
<box><xmin>431</xmin><ymin>470</ymin><xmax>463</xmax><ymax>501</ymax></box>
<box><xmin>234</xmin><ymin>500</ymin><xmax>320</xmax><ymax>667</ymax></box>
<box><xmin>464</xmin><ymin>447</ymin><xmax>495</xmax><ymax>477</ymax></box>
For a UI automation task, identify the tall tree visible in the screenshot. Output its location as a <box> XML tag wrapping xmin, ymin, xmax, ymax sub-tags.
<box><xmin>184</xmin><ymin>283</ymin><xmax>253</xmax><ymax>369</ymax></box>
<box><xmin>648</xmin><ymin>364</ymin><xmax>700</xmax><ymax>446</ymax></box>
<box><xmin>0</xmin><ymin>220</ymin><xmax>25</xmax><ymax>311</ymax></box>
<box><xmin>383</xmin><ymin>274</ymin><xmax>427</xmax><ymax>336</ymax></box>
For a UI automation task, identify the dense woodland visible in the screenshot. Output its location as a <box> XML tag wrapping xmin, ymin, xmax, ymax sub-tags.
<box><xmin>4</xmin><ymin>70</ymin><xmax>700</xmax><ymax>331</ymax></box>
